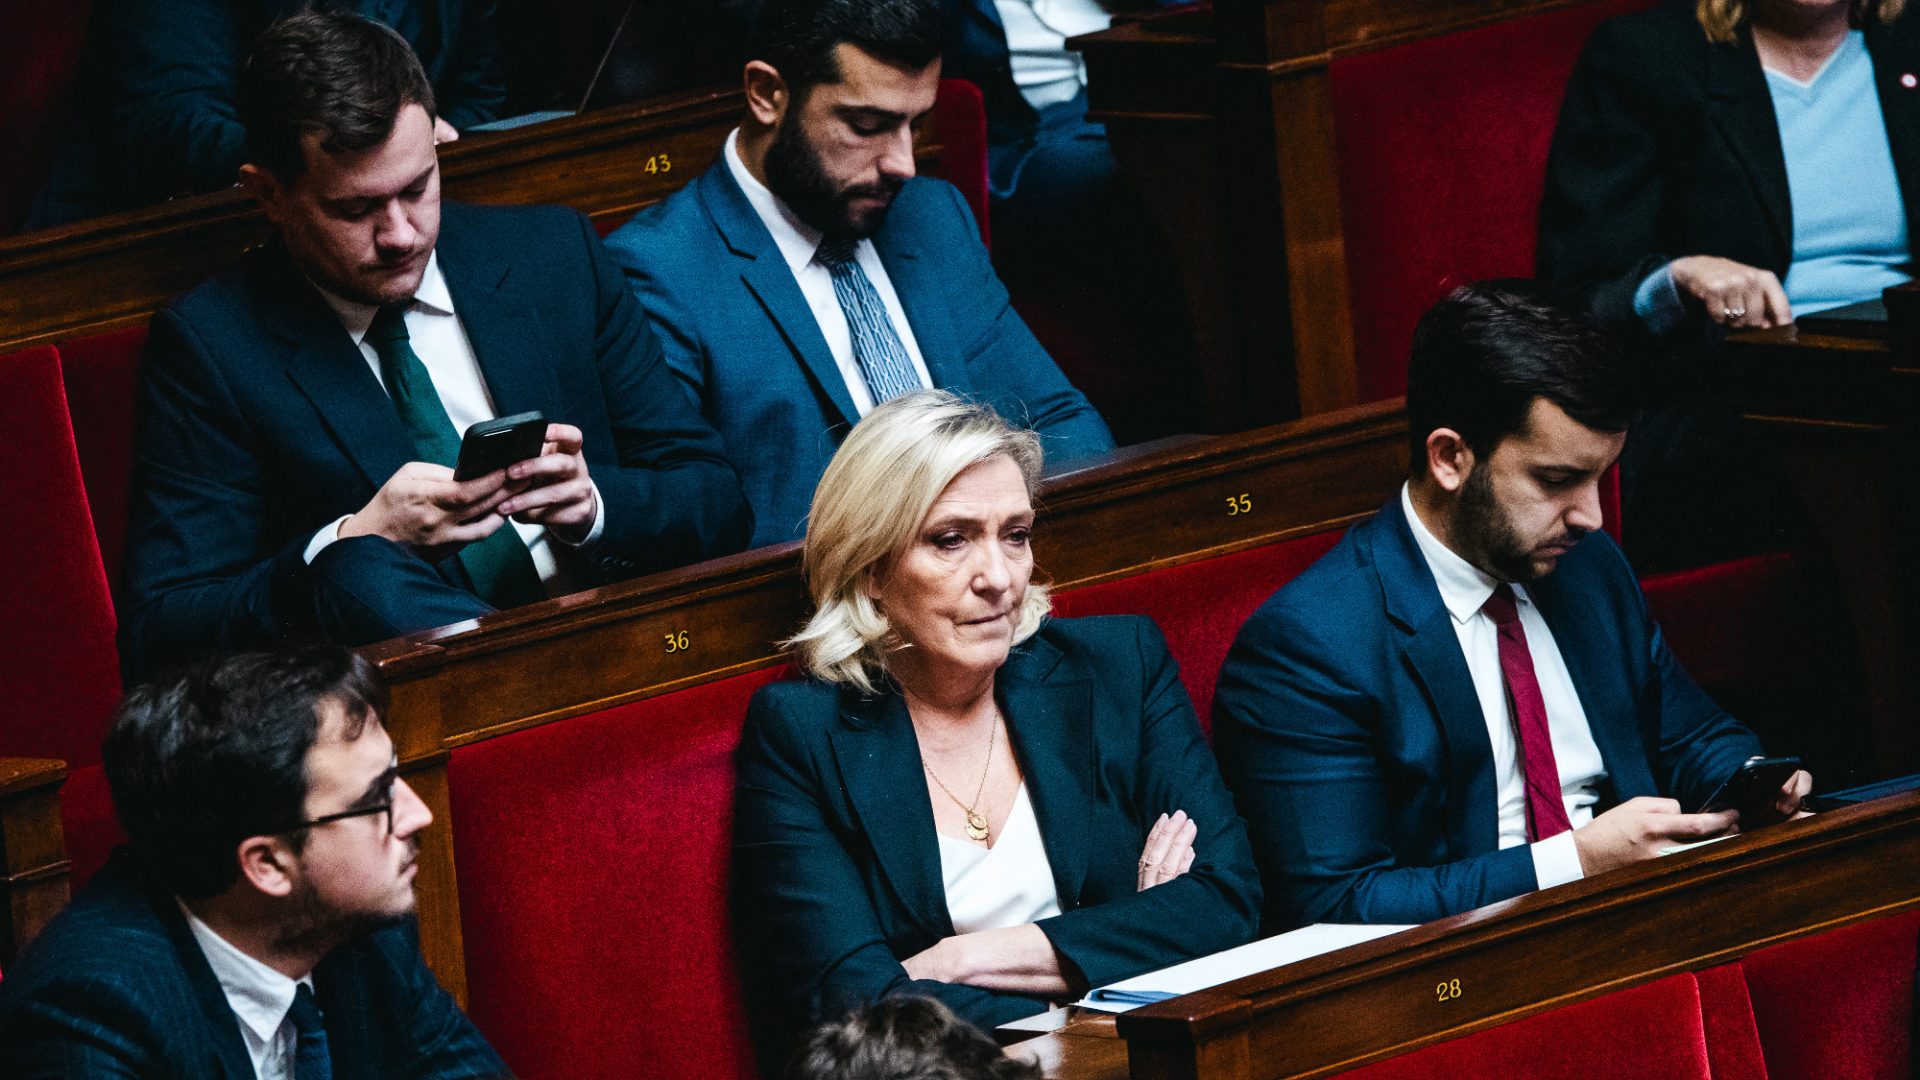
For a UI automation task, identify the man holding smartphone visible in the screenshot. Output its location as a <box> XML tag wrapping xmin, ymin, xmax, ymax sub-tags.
<box><xmin>1212</xmin><ymin>282</ymin><xmax>1812</xmax><ymax>931</ymax></box>
<box><xmin>117</xmin><ymin>11</ymin><xmax>752</xmax><ymax>683</ymax></box>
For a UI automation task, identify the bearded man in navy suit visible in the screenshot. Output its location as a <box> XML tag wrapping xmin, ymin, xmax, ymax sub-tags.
<box><xmin>1212</xmin><ymin>281</ymin><xmax>1811</xmax><ymax>931</ymax></box>
<box><xmin>118</xmin><ymin>11</ymin><xmax>750</xmax><ymax>682</ymax></box>
<box><xmin>606</xmin><ymin>0</ymin><xmax>1114</xmax><ymax>548</ymax></box>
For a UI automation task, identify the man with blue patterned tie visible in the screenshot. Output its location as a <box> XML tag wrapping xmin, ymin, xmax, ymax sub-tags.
<box><xmin>606</xmin><ymin>0</ymin><xmax>1115</xmax><ymax>548</ymax></box>
<box><xmin>0</xmin><ymin>648</ymin><xmax>508</xmax><ymax>1078</ymax></box>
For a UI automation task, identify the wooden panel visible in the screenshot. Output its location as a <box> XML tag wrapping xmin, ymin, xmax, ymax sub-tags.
<box><xmin>0</xmin><ymin>90</ymin><xmax>953</xmax><ymax>354</ymax></box>
<box><xmin>401</xmin><ymin>754</ymin><xmax>467</xmax><ymax>1008</ymax></box>
<box><xmin>364</xmin><ymin>402</ymin><xmax>1409</xmax><ymax>756</ymax></box>
<box><xmin>1108</xmin><ymin>791</ymin><xmax>1920</xmax><ymax>1080</ymax></box>
<box><xmin>0</xmin><ymin>757</ymin><xmax>69</xmax><ymax>967</ymax></box>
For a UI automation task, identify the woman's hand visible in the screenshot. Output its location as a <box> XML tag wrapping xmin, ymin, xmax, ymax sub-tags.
<box><xmin>1137</xmin><ymin>810</ymin><xmax>1198</xmax><ymax>891</ymax></box>
<box><xmin>901</xmin><ymin>925</ymin><xmax>1070</xmax><ymax>995</ymax></box>
<box><xmin>1670</xmin><ymin>255</ymin><xmax>1793</xmax><ymax>329</ymax></box>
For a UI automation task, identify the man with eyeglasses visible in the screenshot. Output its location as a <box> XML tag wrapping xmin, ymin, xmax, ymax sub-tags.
<box><xmin>0</xmin><ymin>647</ymin><xmax>507</xmax><ymax>1078</ymax></box>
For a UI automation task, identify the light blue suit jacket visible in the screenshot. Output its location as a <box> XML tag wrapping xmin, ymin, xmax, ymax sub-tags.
<box><xmin>604</xmin><ymin>160</ymin><xmax>1114</xmax><ymax>547</ymax></box>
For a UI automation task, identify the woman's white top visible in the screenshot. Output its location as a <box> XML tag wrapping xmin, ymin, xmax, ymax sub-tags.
<box><xmin>936</xmin><ymin>784</ymin><xmax>1064</xmax><ymax>934</ymax></box>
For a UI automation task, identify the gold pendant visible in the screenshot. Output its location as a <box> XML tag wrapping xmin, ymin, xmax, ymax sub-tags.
<box><xmin>965</xmin><ymin>811</ymin><xmax>990</xmax><ymax>842</ymax></box>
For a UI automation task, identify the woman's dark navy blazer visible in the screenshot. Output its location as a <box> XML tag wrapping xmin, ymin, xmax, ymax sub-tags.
<box><xmin>730</xmin><ymin>614</ymin><xmax>1261</xmax><ymax>1065</ymax></box>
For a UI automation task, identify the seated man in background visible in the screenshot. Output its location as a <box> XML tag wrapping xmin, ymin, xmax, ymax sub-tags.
<box><xmin>606</xmin><ymin>0</ymin><xmax>1114</xmax><ymax>548</ymax></box>
<box><xmin>119</xmin><ymin>11</ymin><xmax>751</xmax><ymax>683</ymax></box>
<box><xmin>787</xmin><ymin>996</ymin><xmax>1041</xmax><ymax>1080</ymax></box>
<box><xmin>0</xmin><ymin>647</ymin><xmax>508</xmax><ymax>1077</ymax></box>
<box><xmin>33</xmin><ymin>0</ymin><xmax>505</xmax><ymax>226</ymax></box>
<box><xmin>1211</xmin><ymin>281</ymin><xmax>1810</xmax><ymax>930</ymax></box>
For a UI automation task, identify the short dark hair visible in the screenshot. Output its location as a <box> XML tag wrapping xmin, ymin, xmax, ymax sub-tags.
<box><xmin>104</xmin><ymin>647</ymin><xmax>387</xmax><ymax>899</ymax></box>
<box><xmin>1404</xmin><ymin>279</ymin><xmax>1636</xmax><ymax>470</ymax></box>
<box><xmin>750</xmin><ymin>0</ymin><xmax>943</xmax><ymax>98</ymax></box>
<box><xmin>785</xmin><ymin>997</ymin><xmax>1042</xmax><ymax>1080</ymax></box>
<box><xmin>237</xmin><ymin>10</ymin><xmax>436</xmax><ymax>179</ymax></box>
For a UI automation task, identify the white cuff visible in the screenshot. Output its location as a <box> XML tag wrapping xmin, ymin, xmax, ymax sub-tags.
<box><xmin>303</xmin><ymin>516</ymin><xmax>353</xmax><ymax>565</ymax></box>
<box><xmin>552</xmin><ymin>479</ymin><xmax>606</xmax><ymax>549</ymax></box>
<box><xmin>1530</xmin><ymin>830</ymin><xmax>1585</xmax><ymax>891</ymax></box>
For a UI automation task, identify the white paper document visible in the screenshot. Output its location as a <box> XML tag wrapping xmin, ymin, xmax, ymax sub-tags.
<box><xmin>1074</xmin><ymin>923</ymin><xmax>1416</xmax><ymax>1013</ymax></box>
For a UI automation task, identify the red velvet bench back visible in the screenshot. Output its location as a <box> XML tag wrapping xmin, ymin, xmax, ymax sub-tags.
<box><xmin>1328</xmin><ymin>0</ymin><xmax>1654</xmax><ymax>400</ymax></box>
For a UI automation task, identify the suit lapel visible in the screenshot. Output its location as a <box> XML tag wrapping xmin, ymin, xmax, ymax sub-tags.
<box><xmin>436</xmin><ymin>214</ymin><xmax>566</xmax><ymax>422</ymax></box>
<box><xmin>1528</xmin><ymin>556</ymin><xmax>1655</xmax><ymax>801</ymax></box>
<box><xmin>829</xmin><ymin>692</ymin><xmax>953</xmax><ymax>938</ymax></box>
<box><xmin>1371</xmin><ymin>502</ymin><xmax>1501</xmax><ymax>856</ymax></box>
<box><xmin>874</xmin><ymin>230</ymin><xmax>963</xmax><ymax>390</ymax></box>
<box><xmin>997</xmin><ymin>636</ymin><xmax>1095</xmax><ymax>909</ymax></box>
<box><xmin>1706</xmin><ymin>31</ymin><xmax>1793</xmax><ymax>260</ymax></box>
<box><xmin>158</xmin><ymin>898</ymin><xmax>263</xmax><ymax>1079</ymax></box>
<box><xmin>701</xmin><ymin>165</ymin><xmax>863</xmax><ymax>427</ymax></box>
<box><xmin>256</xmin><ymin>250</ymin><xmax>418</xmax><ymax>490</ymax></box>
<box><xmin>315</xmin><ymin>946</ymin><xmax>377</xmax><ymax>1080</ymax></box>
<box><xmin>1866</xmin><ymin>22</ymin><xmax>1920</xmax><ymax>247</ymax></box>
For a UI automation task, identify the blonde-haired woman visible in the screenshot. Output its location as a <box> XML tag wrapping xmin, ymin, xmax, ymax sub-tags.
<box><xmin>730</xmin><ymin>391</ymin><xmax>1259</xmax><ymax>1069</ymax></box>
<box><xmin>1540</xmin><ymin>0</ymin><xmax>1917</xmax><ymax>334</ymax></box>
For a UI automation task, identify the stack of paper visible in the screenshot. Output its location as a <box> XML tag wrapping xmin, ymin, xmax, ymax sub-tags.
<box><xmin>1076</xmin><ymin>923</ymin><xmax>1416</xmax><ymax>1013</ymax></box>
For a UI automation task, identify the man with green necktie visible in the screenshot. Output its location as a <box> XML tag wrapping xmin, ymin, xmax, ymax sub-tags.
<box><xmin>118</xmin><ymin>11</ymin><xmax>752</xmax><ymax>682</ymax></box>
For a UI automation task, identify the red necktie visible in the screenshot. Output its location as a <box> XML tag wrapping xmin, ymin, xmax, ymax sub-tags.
<box><xmin>1482</xmin><ymin>585</ymin><xmax>1574</xmax><ymax>841</ymax></box>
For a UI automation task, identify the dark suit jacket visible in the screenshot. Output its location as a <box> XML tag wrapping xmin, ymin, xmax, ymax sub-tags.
<box><xmin>0</xmin><ymin>854</ymin><xmax>506</xmax><ymax>1078</ymax></box>
<box><xmin>119</xmin><ymin>200</ymin><xmax>751</xmax><ymax>680</ymax></box>
<box><xmin>1210</xmin><ymin>497</ymin><xmax>1765</xmax><ymax>930</ymax></box>
<box><xmin>1537</xmin><ymin>0</ymin><xmax>1920</xmax><ymax>328</ymax></box>
<box><xmin>33</xmin><ymin>0</ymin><xmax>505</xmax><ymax>225</ymax></box>
<box><xmin>604</xmin><ymin>160</ymin><xmax>1113</xmax><ymax>548</ymax></box>
<box><xmin>731</xmin><ymin>615</ymin><xmax>1261</xmax><ymax>1069</ymax></box>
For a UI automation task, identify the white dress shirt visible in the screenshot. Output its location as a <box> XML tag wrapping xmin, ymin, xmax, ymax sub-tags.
<box><xmin>993</xmin><ymin>0</ymin><xmax>1114</xmax><ymax>111</ymax></box>
<box><xmin>936</xmin><ymin>784</ymin><xmax>1064</xmax><ymax>934</ymax></box>
<box><xmin>180</xmin><ymin>901</ymin><xmax>314</xmax><ymax>1080</ymax></box>
<box><xmin>721</xmin><ymin>130</ymin><xmax>934</xmax><ymax>417</ymax></box>
<box><xmin>301</xmin><ymin>251</ymin><xmax>605</xmax><ymax>593</ymax></box>
<box><xmin>1400</xmin><ymin>485</ymin><xmax>1607</xmax><ymax>890</ymax></box>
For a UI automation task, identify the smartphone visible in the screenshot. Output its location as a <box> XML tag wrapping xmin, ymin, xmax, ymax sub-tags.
<box><xmin>1695</xmin><ymin>756</ymin><xmax>1802</xmax><ymax>817</ymax></box>
<box><xmin>454</xmin><ymin>411</ymin><xmax>547</xmax><ymax>481</ymax></box>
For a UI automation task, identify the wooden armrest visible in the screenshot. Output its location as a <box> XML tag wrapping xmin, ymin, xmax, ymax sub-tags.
<box><xmin>0</xmin><ymin>757</ymin><xmax>70</xmax><ymax>967</ymax></box>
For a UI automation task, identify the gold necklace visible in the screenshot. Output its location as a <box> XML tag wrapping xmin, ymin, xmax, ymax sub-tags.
<box><xmin>923</xmin><ymin>710</ymin><xmax>998</xmax><ymax>842</ymax></box>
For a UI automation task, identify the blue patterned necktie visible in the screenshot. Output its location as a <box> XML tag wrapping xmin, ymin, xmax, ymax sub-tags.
<box><xmin>364</xmin><ymin>305</ymin><xmax>546</xmax><ymax>609</ymax></box>
<box><xmin>287</xmin><ymin>983</ymin><xmax>333</xmax><ymax>1080</ymax></box>
<box><xmin>814</xmin><ymin>238</ymin><xmax>923</xmax><ymax>406</ymax></box>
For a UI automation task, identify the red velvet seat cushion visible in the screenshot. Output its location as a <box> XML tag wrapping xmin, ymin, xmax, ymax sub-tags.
<box><xmin>1050</xmin><ymin>530</ymin><xmax>1343</xmax><ymax>732</ymax></box>
<box><xmin>448</xmin><ymin>666</ymin><xmax>787</xmax><ymax>1080</ymax></box>
<box><xmin>0</xmin><ymin>347</ymin><xmax>120</xmax><ymax>771</ymax></box>
<box><xmin>1329</xmin><ymin>0</ymin><xmax>1655</xmax><ymax>400</ymax></box>
<box><xmin>0</xmin><ymin>1</ymin><xmax>93</xmax><ymax>232</ymax></box>
<box><xmin>57</xmin><ymin>324</ymin><xmax>149</xmax><ymax>589</ymax></box>
<box><xmin>1739</xmin><ymin>909</ymin><xmax>1920</xmax><ymax>1080</ymax></box>
<box><xmin>1696</xmin><ymin>961</ymin><xmax>1770</xmax><ymax>1080</ymax></box>
<box><xmin>1340</xmin><ymin>972</ymin><xmax>1714</xmax><ymax>1078</ymax></box>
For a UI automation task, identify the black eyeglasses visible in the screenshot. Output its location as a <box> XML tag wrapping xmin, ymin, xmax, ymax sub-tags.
<box><xmin>288</xmin><ymin>801</ymin><xmax>395</xmax><ymax>837</ymax></box>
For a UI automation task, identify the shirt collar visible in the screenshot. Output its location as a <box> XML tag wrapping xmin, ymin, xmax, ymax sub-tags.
<box><xmin>722</xmin><ymin>127</ymin><xmax>840</xmax><ymax>277</ymax></box>
<box><xmin>310</xmin><ymin>249</ymin><xmax>454</xmax><ymax>346</ymax></box>
<box><xmin>1399</xmin><ymin>482</ymin><xmax>1531</xmax><ymax>624</ymax></box>
<box><xmin>178</xmin><ymin>899</ymin><xmax>315</xmax><ymax>1047</ymax></box>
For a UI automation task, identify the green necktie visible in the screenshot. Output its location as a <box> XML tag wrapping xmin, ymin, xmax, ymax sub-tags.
<box><xmin>365</xmin><ymin>305</ymin><xmax>546</xmax><ymax>609</ymax></box>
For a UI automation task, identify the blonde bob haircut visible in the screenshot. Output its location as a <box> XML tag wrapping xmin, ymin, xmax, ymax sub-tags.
<box><xmin>787</xmin><ymin>390</ymin><xmax>1051</xmax><ymax>694</ymax></box>
<box><xmin>1697</xmin><ymin>0</ymin><xmax>1902</xmax><ymax>42</ymax></box>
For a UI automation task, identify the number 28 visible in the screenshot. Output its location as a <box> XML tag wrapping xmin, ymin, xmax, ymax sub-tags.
<box><xmin>1435</xmin><ymin>978</ymin><xmax>1463</xmax><ymax>1003</ymax></box>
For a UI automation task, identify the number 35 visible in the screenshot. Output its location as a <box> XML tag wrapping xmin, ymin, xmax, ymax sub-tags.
<box><xmin>1225</xmin><ymin>493</ymin><xmax>1253</xmax><ymax>516</ymax></box>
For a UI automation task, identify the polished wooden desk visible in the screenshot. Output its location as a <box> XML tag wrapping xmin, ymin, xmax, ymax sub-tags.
<box><xmin>0</xmin><ymin>88</ymin><xmax>959</xmax><ymax>354</ymax></box>
<box><xmin>0</xmin><ymin>757</ymin><xmax>66</xmax><ymax>967</ymax></box>
<box><xmin>1027</xmin><ymin>790</ymin><xmax>1920</xmax><ymax>1079</ymax></box>
<box><xmin>1725</xmin><ymin>320</ymin><xmax>1920</xmax><ymax>777</ymax></box>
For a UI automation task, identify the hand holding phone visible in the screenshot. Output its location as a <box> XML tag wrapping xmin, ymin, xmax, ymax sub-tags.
<box><xmin>454</xmin><ymin>411</ymin><xmax>548</xmax><ymax>482</ymax></box>
<box><xmin>1696</xmin><ymin>756</ymin><xmax>1806</xmax><ymax>825</ymax></box>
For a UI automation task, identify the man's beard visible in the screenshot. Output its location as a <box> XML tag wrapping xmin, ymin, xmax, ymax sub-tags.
<box><xmin>1450</xmin><ymin>465</ymin><xmax>1581</xmax><ymax>583</ymax></box>
<box><xmin>271</xmin><ymin>871</ymin><xmax>412</xmax><ymax>957</ymax></box>
<box><xmin>764</xmin><ymin>118</ymin><xmax>902</xmax><ymax>241</ymax></box>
